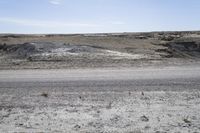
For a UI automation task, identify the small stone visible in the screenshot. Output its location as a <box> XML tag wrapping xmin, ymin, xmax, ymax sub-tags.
<box><xmin>74</xmin><ymin>124</ymin><xmax>81</xmax><ymax>130</ymax></box>
<box><xmin>140</xmin><ymin>115</ymin><xmax>149</xmax><ymax>122</ymax></box>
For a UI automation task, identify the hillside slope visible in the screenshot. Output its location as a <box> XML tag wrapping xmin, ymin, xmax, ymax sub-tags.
<box><xmin>0</xmin><ymin>31</ymin><xmax>200</xmax><ymax>69</ymax></box>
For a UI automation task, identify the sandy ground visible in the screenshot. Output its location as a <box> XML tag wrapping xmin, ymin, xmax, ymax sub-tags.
<box><xmin>0</xmin><ymin>91</ymin><xmax>200</xmax><ymax>133</ymax></box>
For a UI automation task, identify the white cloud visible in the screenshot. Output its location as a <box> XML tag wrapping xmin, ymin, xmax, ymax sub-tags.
<box><xmin>0</xmin><ymin>18</ymin><xmax>101</xmax><ymax>28</ymax></box>
<box><xmin>49</xmin><ymin>0</ymin><xmax>62</xmax><ymax>5</ymax></box>
<box><xmin>0</xmin><ymin>17</ymin><xmax>127</xmax><ymax>33</ymax></box>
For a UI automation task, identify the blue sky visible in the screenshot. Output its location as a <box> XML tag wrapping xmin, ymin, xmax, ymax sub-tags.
<box><xmin>0</xmin><ymin>0</ymin><xmax>200</xmax><ymax>33</ymax></box>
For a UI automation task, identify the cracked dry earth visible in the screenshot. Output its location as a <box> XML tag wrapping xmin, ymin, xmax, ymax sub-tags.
<box><xmin>0</xmin><ymin>91</ymin><xmax>200</xmax><ymax>133</ymax></box>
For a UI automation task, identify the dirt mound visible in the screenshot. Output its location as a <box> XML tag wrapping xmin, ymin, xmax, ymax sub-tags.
<box><xmin>0</xmin><ymin>42</ymin><xmax>106</xmax><ymax>58</ymax></box>
<box><xmin>0</xmin><ymin>43</ymin><xmax>38</xmax><ymax>58</ymax></box>
<box><xmin>169</xmin><ymin>41</ymin><xmax>200</xmax><ymax>51</ymax></box>
<box><xmin>156</xmin><ymin>41</ymin><xmax>200</xmax><ymax>58</ymax></box>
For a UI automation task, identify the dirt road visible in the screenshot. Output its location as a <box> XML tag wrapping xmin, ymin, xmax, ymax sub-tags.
<box><xmin>0</xmin><ymin>65</ymin><xmax>200</xmax><ymax>91</ymax></box>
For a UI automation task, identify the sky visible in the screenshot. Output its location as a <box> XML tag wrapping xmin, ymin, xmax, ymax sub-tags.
<box><xmin>0</xmin><ymin>0</ymin><xmax>200</xmax><ymax>33</ymax></box>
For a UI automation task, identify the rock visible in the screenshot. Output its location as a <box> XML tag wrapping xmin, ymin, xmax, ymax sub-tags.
<box><xmin>140</xmin><ymin>115</ymin><xmax>149</xmax><ymax>122</ymax></box>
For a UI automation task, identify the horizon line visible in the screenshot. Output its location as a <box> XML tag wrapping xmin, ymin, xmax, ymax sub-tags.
<box><xmin>0</xmin><ymin>30</ymin><xmax>200</xmax><ymax>35</ymax></box>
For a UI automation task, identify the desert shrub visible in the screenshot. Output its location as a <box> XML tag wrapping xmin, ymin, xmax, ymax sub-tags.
<box><xmin>27</xmin><ymin>56</ymin><xmax>33</xmax><ymax>61</ymax></box>
<box><xmin>41</xmin><ymin>92</ymin><xmax>48</xmax><ymax>97</ymax></box>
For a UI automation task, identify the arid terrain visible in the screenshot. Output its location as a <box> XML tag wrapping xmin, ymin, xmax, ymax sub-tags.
<box><xmin>1</xmin><ymin>31</ymin><xmax>200</xmax><ymax>69</ymax></box>
<box><xmin>1</xmin><ymin>31</ymin><xmax>200</xmax><ymax>133</ymax></box>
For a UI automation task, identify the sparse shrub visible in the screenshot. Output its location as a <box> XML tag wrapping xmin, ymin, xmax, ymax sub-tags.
<box><xmin>27</xmin><ymin>56</ymin><xmax>33</xmax><ymax>61</ymax></box>
<box><xmin>135</xmin><ymin>35</ymin><xmax>147</xmax><ymax>39</ymax></box>
<box><xmin>140</xmin><ymin>115</ymin><xmax>149</xmax><ymax>122</ymax></box>
<box><xmin>129</xmin><ymin>91</ymin><xmax>131</xmax><ymax>96</ymax></box>
<box><xmin>41</xmin><ymin>92</ymin><xmax>48</xmax><ymax>97</ymax></box>
<box><xmin>12</xmin><ymin>61</ymin><xmax>20</xmax><ymax>66</ymax></box>
<box><xmin>160</xmin><ymin>35</ymin><xmax>175</xmax><ymax>41</ymax></box>
<box><xmin>141</xmin><ymin>92</ymin><xmax>144</xmax><ymax>96</ymax></box>
<box><xmin>2</xmin><ymin>43</ymin><xmax>7</xmax><ymax>51</ymax></box>
<box><xmin>74</xmin><ymin>124</ymin><xmax>81</xmax><ymax>130</ymax></box>
<box><xmin>64</xmin><ymin>43</ymin><xmax>70</xmax><ymax>46</ymax></box>
<box><xmin>183</xmin><ymin>118</ymin><xmax>191</xmax><ymax>124</ymax></box>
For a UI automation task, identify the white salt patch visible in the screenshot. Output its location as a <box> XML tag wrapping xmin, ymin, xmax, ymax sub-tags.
<box><xmin>33</xmin><ymin>47</ymin><xmax>147</xmax><ymax>59</ymax></box>
<box><xmin>103</xmin><ymin>50</ymin><xmax>147</xmax><ymax>59</ymax></box>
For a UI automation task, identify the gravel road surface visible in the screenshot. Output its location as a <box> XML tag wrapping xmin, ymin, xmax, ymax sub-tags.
<box><xmin>0</xmin><ymin>66</ymin><xmax>200</xmax><ymax>91</ymax></box>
